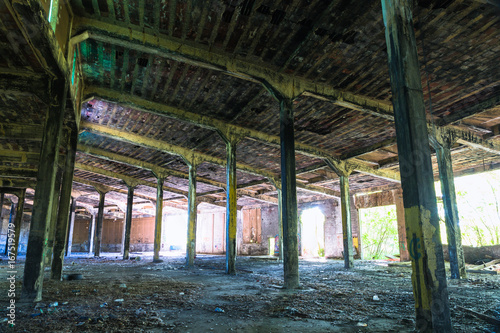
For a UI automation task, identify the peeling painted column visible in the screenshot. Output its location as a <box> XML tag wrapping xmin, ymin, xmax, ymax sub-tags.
<box><xmin>52</xmin><ymin>130</ymin><xmax>77</xmax><ymax>280</ymax></box>
<box><xmin>433</xmin><ymin>138</ymin><xmax>466</xmax><ymax>279</ymax></box>
<box><xmin>153</xmin><ymin>176</ymin><xmax>164</xmax><ymax>263</ymax></box>
<box><xmin>22</xmin><ymin>79</ymin><xmax>67</xmax><ymax>302</ymax></box>
<box><xmin>279</xmin><ymin>97</ymin><xmax>299</xmax><ymax>289</ymax></box>
<box><xmin>393</xmin><ymin>189</ymin><xmax>410</xmax><ymax>262</ymax></box>
<box><xmin>13</xmin><ymin>189</ymin><xmax>26</xmax><ymax>260</ymax></box>
<box><xmin>382</xmin><ymin>1</ymin><xmax>452</xmax><ymax>331</ymax></box>
<box><xmin>94</xmin><ymin>190</ymin><xmax>107</xmax><ymax>257</ymax></box>
<box><xmin>4</xmin><ymin>202</ymin><xmax>15</xmax><ymax>255</ymax></box>
<box><xmin>45</xmin><ymin>167</ymin><xmax>63</xmax><ymax>266</ymax></box>
<box><xmin>122</xmin><ymin>184</ymin><xmax>135</xmax><ymax>260</ymax></box>
<box><xmin>65</xmin><ymin>198</ymin><xmax>76</xmax><ymax>257</ymax></box>
<box><xmin>186</xmin><ymin>163</ymin><xmax>198</xmax><ymax>267</ymax></box>
<box><xmin>339</xmin><ymin>174</ymin><xmax>354</xmax><ymax>268</ymax></box>
<box><xmin>87</xmin><ymin>212</ymin><xmax>96</xmax><ymax>255</ymax></box>
<box><xmin>219</xmin><ymin>132</ymin><xmax>240</xmax><ymax>274</ymax></box>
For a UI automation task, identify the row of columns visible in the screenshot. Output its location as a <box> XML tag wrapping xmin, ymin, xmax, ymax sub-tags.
<box><xmin>16</xmin><ymin>2</ymin><xmax>464</xmax><ymax>330</ymax></box>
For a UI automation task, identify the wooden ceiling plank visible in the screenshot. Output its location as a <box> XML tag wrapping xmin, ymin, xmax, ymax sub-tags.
<box><xmin>168</xmin><ymin>0</ymin><xmax>177</xmax><ymax>37</ymax></box>
<box><xmin>158</xmin><ymin>61</ymin><xmax>179</xmax><ymax>102</ymax></box>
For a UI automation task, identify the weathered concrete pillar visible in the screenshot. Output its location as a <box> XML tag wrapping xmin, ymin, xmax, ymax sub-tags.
<box><xmin>382</xmin><ymin>1</ymin><xmax>452</xmax><ymax>331</ymax></box>
<box><xmin>392</xmin><ymin>189</ymin><xmax>410</xmax><ymax>262</ymax></box>
<box><xmin>87</xmin><ymin>212</ymin><xmax>96</xmax><ymax>254</ymax></box>
<box><xmin>186</xmin><ymin>162</ymin><xmax>198</xmax><ymax>267</ymax></box>
<box><xmin>270</xmin><ymin>178</ymin><xmax>283</xmax><ymax>261</ymax></box>
<box><xmin>218</xmin><ymin>131</ymin><xmax>240</xmax><ymax>274</ymax></box>
<box><xmin>65</xmin><ymin>198</ymin><xmax>76</xmax><ymax>257</ymax></box>
<box><xmin>326</xmin><ymin>160</ymin><xmax>354</xmax><ymax>268</ymax></box>
<box><xmin>45</xmin><ymin>166</ymin><xmax>63</xmax><ymax>266</ymax></box>
<box><xmin>22</xmin><ymin>79</ymin><xmax>67</xmax><ymax>302</ymax></box>
<box><xmin>278</xmin><ymin>96</ymin><xmax>299</xmax><ymax>289</ymax></box>
<box><xmin>4</xmin><ymin>202</ymin><xmax>15</xmax><ymax>255</ymax></box>
<box><xmin>94</xmin><ymin>190</ymin><xmax>107</xmax><ymax>257</ymax></box>
<box><xmin>13</xmin><ymin>189</ymin><xmax>26</xmax><ymax>260</ymax></box>
<box><xmin>52</xmin><ymin>129</ymin><xmax>77</xmax><ymax>280</ymax></box>
<box><xmin>153</xmin><ymin>175</ymin><xmax>165</xmax><ymax>262</ymax></box>
<box><xmin>431</xmin><ymin>136</ymin><xmax>466</xmax><ymax>279</ymax></box>
<box><xmin>122</xmin><ymin>184</ymin><xmax>136</xmax><ymax>260</ymax></box>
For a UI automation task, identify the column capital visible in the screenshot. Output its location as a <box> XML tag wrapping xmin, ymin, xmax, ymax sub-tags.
<box><xmin>216</xmin><ymin>127</ymin><xmax>243</xmax><ymax>146</ymax></box>
<box><xmin>325</xmin><ymin>158</ymin><xmax>354</xmax><ymax>177</ymax></box>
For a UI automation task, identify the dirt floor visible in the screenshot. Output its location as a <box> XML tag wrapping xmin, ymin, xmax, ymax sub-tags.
<box><xmin>1</xmin><ymin>253</ymin><xmax>499</xmax><ymax>333</ymax></box>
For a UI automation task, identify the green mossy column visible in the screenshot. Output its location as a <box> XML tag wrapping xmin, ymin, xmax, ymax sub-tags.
<box><xmin>186</xmin><ymin>163</ymin><xmax>198</xmax><ymax>267</ymax></box>
<box><xmin>22</xmin><ymin>79</ymin><xmax>67</xmax><ymax>302</ymax></box>
<box><xmin>382</xmin><ymin>1</ymin><xmax>452</xmax><ymax>331</ymax></box>
<box><xmin>51</xmin><ymin>130</ymin><xmax>77</xmax><ymax>280</ymax></box>
<box><xmin>153</xmin><ymin>177</ymin><xmax>164</xmax><ymax>263</ymax></box>
<box><xmin>279</xmin><ymin>97</ymin><xmax>299</xmax><ymax>289</ymax></box>
<box><xmin>122</xmin><ymin>184</ymin><xmax>135</xmax><ymax>260</ymax></box>
<box><xmin>94</xmin><ymin>190</ymin><xmax>107</xmax><ymax>257</ymax></box>
<box><xmin>13</xmin><ymin>189</ymin><xmax>26</xmax><ymax>260</ymax></box>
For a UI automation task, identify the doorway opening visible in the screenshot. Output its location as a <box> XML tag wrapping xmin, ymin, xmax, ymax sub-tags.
<box><xmin>300</xmin><ymin>207</ymin><xmax>325</xmax><ymax>257</ymax></box>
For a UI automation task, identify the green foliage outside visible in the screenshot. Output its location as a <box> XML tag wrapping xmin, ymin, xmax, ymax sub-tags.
<box><xmin>359</xmin><ymin>205</ymin><xmax>399</xmax><ymax>259</ymax></box>
<box><xmin>436</xmin><ymin>169</ymin><xmax>500</xmax><ymax>247</ymax></box>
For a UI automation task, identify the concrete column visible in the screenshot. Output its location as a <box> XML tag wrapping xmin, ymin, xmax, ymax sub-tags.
<box><xmin>52</xmin><ymin>129</ymin><xmax>77</xmax><ymax>280</ymax></box>
<box><xmin>122</xmin><ymin>185</ymin><xmax>135</xmax><ymax>260</ymax></box>
<box><xmin>433</xmin><ymin>139</ymin><xmax>466</xmax><ymax>279</ymax></box>
<box><xmin>339</xmin><ymin>174</ymin><xmax>353</xmax><ymax>268</ymax></box>
<box><xmin>22</xmin><ymin>79</ymin><xmax>67</xmax><ymax>302</ymax></box>
<box><xmin>393</xmin><ymin>189</ymin><xmax>410</xmax><ymax>262</ymax></box>
<box><xmin>87</xmin><ymin>212</ymin><xmax>96</xmax><ymax>254</ymax></box>
<box><xmin>65</xmin><ymin>198</ymin><xmax>76</xmax><ymax>257</ymax></box>
<box><xmin>4</xmin><ymin>202</ymin><xmax>15</xmax><ymax>255</ymax></box>
<box><xmin>94</xmin><ymin>190</ymin><xmax>107</xmax><ymax>257</ymax></box>
<box><xmin>382</xmin><ymin>1</ymin><xmax>452</xmax><ymax>331</ymax></box>
<box><xmin>45</xmin><ymin>166</ymin><xmax>63</xmax><ymax>266</ymax></box>
<box><xmin>219</xmin><ymin>132</ymin><xmax>240</xmax><ymax>274</ymax></box>
<box><xmin>279</xmin><ymin>97</ymin><xmax>299</xmax><ymax>289</ymax></box>
<box><xmin>186</xmin><ymin>163</ymin><xmax>198</xmax><ymax>267</ymax></box>
<box><xmin>153</xmin><ymin>176</ymin><xmax>164</xmax><ymax>262</ymax></box>
<box><xmin>13</xmin><ymin>189</ymin><xmax>26</xmax><ymax>260</ymax></box>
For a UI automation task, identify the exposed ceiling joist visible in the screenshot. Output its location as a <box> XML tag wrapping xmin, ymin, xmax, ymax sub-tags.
<box><xmin>0</xmin><ymin>166</ymin><xmax>38</xmax><ymax>178</ymax></box>
<box><xmin>434</xmin><ymin>126</ymin><xmax>500</xmax><ymax>154</ymax></box>
<box><xmin>0</xmin><ymin>150</ymin><xmax>40</xmax><ymax>164</ymax></box>
<box><xmin>0</xmin><ymin>177</ymin><xmax>35</xmax><ymax>188</ymax></box>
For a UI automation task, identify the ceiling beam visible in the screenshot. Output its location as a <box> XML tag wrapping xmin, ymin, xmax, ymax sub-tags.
<box><xmin>80</xmin><ymin>120</ymin><xmax>277</xmax><ymax>179</ymax></box>
<box><xmin>434</xmin><ymin>125</ymin><xmax>500</xmax><ymax>155</ymax></box>
<box><xmin>75</xmin><ymin>162</ymin><xmax>188</xmax><ymax>197</ymax></box>
<box><xmin>0</xmin><ymin>123</ymin><xmax>44</xmax><ymax>141</ymax></box>
<box><xmin>71</xmin><ymin>18</ymin><xmax>393</xmax><ymax>116</ymax></box>
<box><xmin>79</xmin><ymin>122</ymin><xmax>342</xmax><ymax>198</ymax></box>
<box><xmin>84</xmin><ymin>86</ymin><xmax>400</xmax><ymax>182</ymax></box>
<box><xmin>0</xmin><ymin>177</ymin><xmax>35</xmax><ymax>188</ymax></box>
<box><xmin>0</xmin><ymin>167</ymin><xmax>38</xmax><ymax>178</ymax></box>
<box><xmin>439</xmin><ymin>94</ymin><xmax>500</xmax><ymax>125</ymax></box>
<box><xmin>0</xmin><ymin>150</ymin><xmax>40</xmax><ymax>164</ymax></box>
<box><xmin>77</xmin><ymin>144</ymin><xmax>225</xmax><ymax>189</ymax></box>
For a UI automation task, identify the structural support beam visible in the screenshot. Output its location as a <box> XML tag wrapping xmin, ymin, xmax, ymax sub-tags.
<box><xmin>153</xmin><ymin>174</ymin><xmax>165</xmax><ymax>263</ymax></box>
<box><xmin>382</xmin><ymin>1</ymin><xmax>452</xmax><ymax>331</ymax></box>
<box><xmin>45</xmin><ymin>166</ymin><xmax>63</xmax><ymax>267</ymax></box>
<box><xmin>87</xmin><ymin>212</ymin><xmax>96</xmax><ymax>255</ymax></box>
<box><xmin>270</xmin><ymin>178</ymin><xmax>283</xmax><ymax>261</ymax></box>
<box><xmin>122</xmin><ymin>183</ymin><xmax>136</xmax><ymax>260</ymax></box>
<box><xmin>430</xmin><ymin>136</ymin><xmax>467</xmax><ymax>279</ymax></box>
<box><xmin>5</xmin><ymin>203</ymin><xmax>15</xmax><ymax>255</ymax></box>
<box><xmin>218</xmin><ymin>131</ymin><xmax>240</xmax><ymax>274</ymax></box>
<box><xmin>13</xmin><ymin>189</ymin><xmax>26</xmax><ymax>260</ymax></box>
<box><xmin>393</xmin><ymin>189</ymin><xmax>410</xmax><ymax>262</ymax></box>
<box><xmin>276</xmin><ymin>92</ymin><xmax>299</xmax><ymax>289</ymax></box>
<box><xmin>185</xmin><ymin>161</ymin><xmax>199</xmax><ymax>268</ymax></box>
<box><xmin>326</xmin><ymin>160</ymin><xmax>354</xmax><ymax>268</ymax></box>
<box><xmin>22</xmin><ymin>79</ymin><xmax>67</xmax><ymax>302</ymax></box>
<box><xmin>85</xmin><ymin>86</ymin><xmax>400</xmax><ymax>182</ymax></box>
<box><xmin>0</xmin><ymin>123</ymin><xmax>44</xmax><ymax>141</ymax></box>
<box><xmin>52</xmin><ymin>130</ymin><xmax>78</xmax><ymax>280</ymax></box>
<box><xmin>65</xmin><ymin>198</ymin><xmax>76</xmax><ymax>257</ymax></box>
<box><xmin>94</xmin><ymin>189</ymin><xmax>108</xmax><ymax>257</ymax></box>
